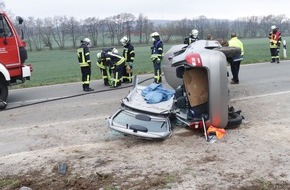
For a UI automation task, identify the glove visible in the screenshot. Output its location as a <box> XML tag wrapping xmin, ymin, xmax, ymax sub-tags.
<box><xmin>156</xmin><ymin>58</ymin><xmax>161</xmax><ymax>63</ymax></box>
<box><xmin>126</xmin><ymin>65</ymin><xmax>132</xmax><ymax>73</ymax></box>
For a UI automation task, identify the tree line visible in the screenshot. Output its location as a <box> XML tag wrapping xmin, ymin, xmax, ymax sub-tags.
<box><xmin>2</xmin><ymin>2</ymin><xmax>289</xmax><ymax>51</ymax></box>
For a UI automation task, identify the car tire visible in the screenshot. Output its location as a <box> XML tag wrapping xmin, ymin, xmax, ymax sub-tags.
<box><xmin>214</xmin><ymin>46</ymin><xmax>241</xmax><ymax>60</ymax></box>
<box><xmin>226</xmin><ymin>112</ymin><xmax>243</xmax><ymax>129</ymax></box>
<box><xmin>0</xmin><ymin>78</ymin><xmax>8</xmax><ymax>101</ymax></box>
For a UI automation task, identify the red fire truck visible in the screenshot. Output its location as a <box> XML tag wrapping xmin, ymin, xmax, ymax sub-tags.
<box><xmin>0</xmin><ymin>11</ymin><xmax>32</xmax><ymax>103</ymax></box>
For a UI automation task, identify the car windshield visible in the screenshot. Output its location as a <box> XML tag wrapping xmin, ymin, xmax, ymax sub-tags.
<box><xmin>112</xmin><ymin>110</ymin><xmax>168</xmax><ymax>133</ymax></box>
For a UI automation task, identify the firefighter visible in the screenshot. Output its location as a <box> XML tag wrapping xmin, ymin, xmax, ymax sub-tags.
<box><xmin>77</xmin><ymin>38</ymin><xmax>94</xmax><ymax>92</ymax></box>
<box><xmin>150</xmin><ymin>32</ymin><xmax>164</xmax><ymax>84</ymax></box>
<box><xmin>184</xmin><ymin>29</ymin><xmax>199</xmax><ymax>45</ymax></box>
<box><xmin>120</xmin><ymin>36</ymin><xmax>135</xmax><ymax>83</ymax></box>
<box><xmin>104</xmin><ymin>48</ymin><xmax>126</xmax><ymax>88</ymax></box>
<box><xmin>268</xmin><ymin>25</ymin><xmax>282</xmax><ymax>63</ymax></box>
<box><xmin>96</xmin><ymin>51</ymin><xmax>111</xmax><ymax>86</ymax></box>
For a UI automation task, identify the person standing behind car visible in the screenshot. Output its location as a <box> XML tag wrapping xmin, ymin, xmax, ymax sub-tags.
<box><xmin>77</xmin><ymin>38</ymin><xmax>94</xmax><ymax>92</ymax></box>
<box><xmin>228</xmin><ymin>33</ymin><xmax>244</xmax><ymax>84</ymax></box>
<box><xmin>268</xmin><ymin>25</ymin><xmax>282</xmax><ymax>63</ymax></box>
<box><xmin>150</xmin><ymin>32</ymin><xmax>164</xmax><ymax>84</ymax></box>
<box><xmin>184</xmin><ymin>29</ymin><xmax>199</xmax><ymax>45</ymax></box>
<box><xmin>120</xmin><ymin>36</ymin><xmax>135</xmax><ymax>83</ymax></box>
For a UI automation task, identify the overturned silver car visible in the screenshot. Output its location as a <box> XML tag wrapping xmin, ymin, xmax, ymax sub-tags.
<box><xmin>107</xmin><ymin>40</ymin><xmax>243</xmax><ymax>139</ymax></box>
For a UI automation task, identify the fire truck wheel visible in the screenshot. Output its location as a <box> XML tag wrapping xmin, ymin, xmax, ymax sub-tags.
<box><xmin>0</xmin><ymin>78</ymin><xmax>8</xmax><ymax>101</ymax></box>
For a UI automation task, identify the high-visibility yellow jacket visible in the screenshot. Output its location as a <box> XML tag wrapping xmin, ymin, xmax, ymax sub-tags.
<box><xmin>228</xmin><ymin>37</ymin><xmax>244</xmax><ymax>56</ymax></box>
<box><xmin>268</xmin><ymin>31</ymin><xmax>282</xmax><ymax>48</ymax></box>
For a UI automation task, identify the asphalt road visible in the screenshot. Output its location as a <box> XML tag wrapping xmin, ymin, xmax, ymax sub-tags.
<box><xmin>4</xmin><ymin>60</ymin><xmax>290</xmax><ymax>107</ymax></box>
<box><xmin>0</xmin><ymin>60</ymin><xmax>290</xmax><ymax>156</ymax></box>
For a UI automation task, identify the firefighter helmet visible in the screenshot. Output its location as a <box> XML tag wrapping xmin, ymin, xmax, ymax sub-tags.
<box><xmin>191</xmin><ymin>29</ymin><xmax>198</xmax><ymax>38</ymax></box>
<box><xmin>97</xmin><ymin>52</ymin><xmax>101</xmax><ymax>59</ymax></box>
<box><xmin>112</xmin><ymin>48</ymin><xmax>118</xmax><ymax>54</ymax></box>
<box><xmin>271</xmin><ymin>25</ymin><xmax>277</xmax><ymax>30</ymax></box>
<box><xmin>120</xmin><ymin>36</ymin><xmax>129</xmax><ymax>46</ymax></box>
<box><xmin>150</xmin><ymin>32</ymin><xmax>160</xmax><ymax>37</ymax></box>
<box><xmin>82</xmin><ymin>38</ymin><xmax>91</xmax><ymax>44</ymax></box>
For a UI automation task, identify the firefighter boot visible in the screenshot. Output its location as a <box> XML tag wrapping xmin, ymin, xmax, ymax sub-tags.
<box><xmin>271</xmin><ymin>58</ymin><xmax>275</xmax><ymax>63</ymax></box>
<box><xmin>104</xmin><ymin>78</ymin><xmax>110</xmax><ymax>86</ymax></box>
<box><xmin>276</xmin><ymin>58</ymin><xmax>280</xmax><ymax>64</ymax></box>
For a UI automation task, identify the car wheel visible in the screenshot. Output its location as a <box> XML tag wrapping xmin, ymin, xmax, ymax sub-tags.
<box><xmin>214</xmin><ymin>46</ymin><xmax>241</xmax><ymax>60</ymax></box>
<box><xmin>226</xmin><ymin>112</ymin><xmax>243</xmax><ymax>129</ymax></box>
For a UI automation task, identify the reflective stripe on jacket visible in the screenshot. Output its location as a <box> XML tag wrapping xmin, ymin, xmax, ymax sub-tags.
<box><xmin>77</xmin><ymin>44</ymin><xmax>91</xmax><ymax>67</ymax></box>
<box><xmin>269</xmin><ymin>31</ymin><xmax>281</xmax><ymax>48</ymax></box>
<box><xmin>106</xmin><ymin>52</ymin><xmax>125</xmax><ymax>66</ymax></box>
<box><xmin>123</xmin><ymin>43</ymin><xmax>135</xmax><ymax>62</ymax></box>
<box><xmin>151</xmin><ymin>40</ymin><xmax>164</xmax><ymax>61</ymax></box>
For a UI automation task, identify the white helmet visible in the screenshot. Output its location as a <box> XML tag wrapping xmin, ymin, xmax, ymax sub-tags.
<box><xmin>97</xmin><ymin>52</ymin><xmax>102</xmax><ymax>59</ymax></box>
<box><xmin>150</xmin><ymin>32</ymin><xmax>160</xmax><ymax>37</ymax></box>
<box><xmin>191</xmin><ymin>29</ymin><xmax>198</xmax><ymax>38</ymax></box>
<box><xmin>82</xmin><ymin>38</ymin><xmax>91</xmax><ymax>44</ymax></box>
<box><xmin>112</xmin><ymin>48</ymin><xmax>118</xmax><ymax>54</ymax></box>
<box><xmin>120</xmin><ymin>36</ymin><xmax>129</xmax><ymax>46</ymax></box>
<box><xmin>271</xmin><ymin>25</ymin><xmax>277</xmax><ymax>30</ymax></box>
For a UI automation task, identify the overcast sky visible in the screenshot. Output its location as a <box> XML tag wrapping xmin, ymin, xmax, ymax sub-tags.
<box><xmin>4</xmin><ymin>0</ymin><xmax>290</xmax><ymax>21</ymax></box>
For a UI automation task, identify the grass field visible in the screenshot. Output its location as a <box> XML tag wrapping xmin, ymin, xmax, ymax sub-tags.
<box><xmin>17</xmin><ymin>37</ymin><xmax>289</xmax><ymax>88</ymax></box>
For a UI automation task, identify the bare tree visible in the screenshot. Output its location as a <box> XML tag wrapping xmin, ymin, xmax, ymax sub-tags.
<box><xmin>110</xmin><ymin>13</ymin><xmax>136</xmax><ymax>44</ymax></box>
<box><xmin>155</xmin><ymin>22</ymin><xmax>177</xmax><ymax>43</ymax></box>
<box><xmin>275</xmin><ymin>14</ymin><xmax>289</xmax><ymax>35</ymax></box>
<box><xmin>244</xmin><ymin>16</ymin><xmax>260</xmax><ymax>38</ymax></box>
<box><xmin>176</xmin><ymin>18</ymin><xmax>192</xmax><ymax>42</ymax></box>
<box><xmin>82</xmin><ymin>17</ymin><xmax>100</xmax><ymax>47</ymax></box>
<box><xmin>136</xmin><ymin>14</ymin><xmax>145</xmax><ymax>43</ymax></box>
<box><xmin>122</xmin><ymin>13</ymin><xmax>135</xmax><ymax>39</ymax></box>
<box><xmin>195</xmin><ymin>16</ymin><xmax>210</xmax><ymax>39</ymax></box>
<box><xmin>99</xmin><ymin>19</ymin><xmax>107</xmax><ymax>46</ymax></box>
<box><xmin>51</xmin><ymin>15</ymin><xmax>69</xmax><ymax>49</ymax></box>
<box><xmin>211</xmin><ymin>19</ymin><xmax>230</xmax><ymax>39</ymax></box>
<box><xmin>42</xmin><ymin>17</ymin><xmax>53</xmax><ymax>50</ymax></box>
<box><xmin>260</xmin><ymin>15</ymin><xmax>277</xmax><ymax>37</ymax></box>
<box><xmin>22</xmin><ymin>17</ymin><xmax>33</xmax><ymax>51</ymax></box>
<box><xmin>144</xmin><ymin>19</ymin><xmax>153</xmax><ymax>44</ymax></box>
<box><xmin>0</xmin><ymin>1</ymin><xmax>5</xmax><ymax>9</ymax></box>
<box><xmin>24</xmin><ymin>17</ymin><xmax>44</xmax><ymax>51</ymax></box>
<box><xmin>105</xmin><ymin>16</ymin><xmax>117</xmax><ymax>45</ymax></box>
<box><xmin>67</xmin><ymin>16</ymin><xmax>81</xmax><ymax>48</ymax></box>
